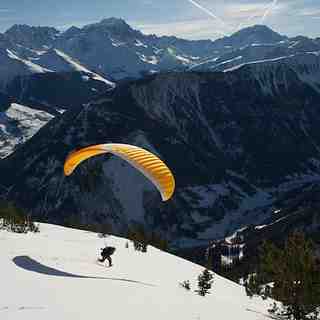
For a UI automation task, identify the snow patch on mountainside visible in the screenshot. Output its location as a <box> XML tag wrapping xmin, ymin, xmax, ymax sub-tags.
<box><xmin>7</xmin><ymin>49</ymin><xmax>52</xmax><ymax>73</ymax></box>
<box><xmin>110</xmin><ymin>37</ymin><xmax>126</xmax><ymax>47</ymax></box>
<box><xmin>196</xmin><ymin>187</ymin><xmax>274</xmax><ymax>240</ymax></box>
<box><xmin>175</xmin><ymin>55</ymin><xmax>191</xmax><ymax>64</ymax></box>
<box><xmin>54</xmin><ymin>49</ymin><xmax>115</xmax><ymax>87</ymax></box>
<box><xmin>223</xmin><ymin>55</ymin><xmax>293</xmax><ymax>72</ymax></box>
<box><xmin>135</xmin><ymin>39</ymin><xmax>148</xmax><ymax>48</ymax></box>
<box><xmin>0</xmin><ymin>103</ymin><xmax>54</xmax><ymax>158</ymax></box>
<box><xmin>189</xmin><ymin>57</ymin><xmax>220</xmax><ymax>70</ymax></box>
<box><xmin>211</xmin><ymin>56</ymin><xmax>243</xmax><ymax>70</ymax></box>
<box><xmin>137</xmin><ymin>53</ymin><xmax>159</xmax><ymax>65</ymax></box>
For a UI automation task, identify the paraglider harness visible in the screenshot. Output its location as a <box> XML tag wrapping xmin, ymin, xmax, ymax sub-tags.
<box><xmin>99</xmin><ymin>246</ymin><xmax>116</xmax><ymax>266</ymax></box>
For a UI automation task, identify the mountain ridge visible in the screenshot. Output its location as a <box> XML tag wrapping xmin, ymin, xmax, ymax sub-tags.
<box><xmin>0</xmin><ymin>18</ymin><xmax>318</xmax><ymax>87</ymax></box>
<box><xmin>1</xmin><ymin>53</ymin><xmax>320</xmax><ymax>246</ymax></box>
<box><xmin>0</xmin><ymin>18</ymin><xmax>320</xmax><ymax>248</ymax></box>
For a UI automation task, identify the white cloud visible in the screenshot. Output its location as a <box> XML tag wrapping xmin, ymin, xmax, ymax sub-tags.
<box><xmin>133</xmin><ymin>18</ymin><xmax>228</xmax><ymax>40</ymax></box>
<box><xmin>297</xmin><ymin>8</ymin><xmax>320</xmax><ymax>17</ymax></box>
<box><xmin>224</xmin><ymin>3</ymin><xmax>268</xmax><ymax>19</ymax></box>
<box><xmin>140</xmin><ymin>0</ymin><xmax>290</xmax><ymax>37</ymax></box>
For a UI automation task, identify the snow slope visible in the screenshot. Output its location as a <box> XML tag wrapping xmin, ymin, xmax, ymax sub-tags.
<box><xmin>0</xmin><ymin>223</ymin><xmax>271</xmax><ymax>320</ymax></box>
<box><xmin>53</xmin><ymin>49</ymin><xmax>115</xmax><ymax>87</ymax></box>
<box><xmin>6</xmin><ymin>49</ymin><xmax>52</xmax><ymax>73</ymax></box>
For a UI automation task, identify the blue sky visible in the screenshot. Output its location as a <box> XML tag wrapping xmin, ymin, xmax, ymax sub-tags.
<box><xmin>0</xmin><ymin>0</ymin><xmax>319</xmax><ymax>40</ymax></box>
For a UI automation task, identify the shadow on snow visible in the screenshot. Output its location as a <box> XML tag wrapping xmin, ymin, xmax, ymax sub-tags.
<box><xmin>13</xmin><ymin>256</ymin><xmax>155</xmax><ymax>287</ymax></box>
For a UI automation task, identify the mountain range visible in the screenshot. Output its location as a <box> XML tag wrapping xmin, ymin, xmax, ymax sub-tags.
<box><xmin>0</xmin><ymin>18</ymin><xmax>319</xmax><ymax>159</ymax></box>
<box><xmin>0</xmin><ymin>18</ymin><xmax>320</xmax><ymax>251</ymax></box>
<box><xmin>1</xmin><ymin>18</ymin><xmax>319</xmax><ymax>87</ymax></box>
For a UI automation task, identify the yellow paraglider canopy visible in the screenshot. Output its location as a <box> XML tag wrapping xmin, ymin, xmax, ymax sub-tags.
<box><xmin>64</xmin><ymin>143</ymin><xmax>175</xmax><ymax>201</ymax></box>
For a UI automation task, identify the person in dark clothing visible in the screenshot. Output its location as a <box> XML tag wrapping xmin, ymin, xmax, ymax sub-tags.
<box><xmin>98</xmin><ymin>246</ymin><xmax>116</xmax><ymax>267</ymax></box>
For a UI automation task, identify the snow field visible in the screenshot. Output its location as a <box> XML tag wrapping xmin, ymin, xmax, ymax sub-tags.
<box><xmin>0</xmin><ymin>223</ymin><xmax>272</xmax><ymax>320</ymax></box>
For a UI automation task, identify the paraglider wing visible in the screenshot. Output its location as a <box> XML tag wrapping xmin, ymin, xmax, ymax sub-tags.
<box><xmin>63</xmin><ymin>144</ymin><xmax>107</xmax><ymax>176</ymax></box>
<box><xmin>63</xmin><ymin>143</ymin><xmax>175</xmax><ymax>201</ymax></box>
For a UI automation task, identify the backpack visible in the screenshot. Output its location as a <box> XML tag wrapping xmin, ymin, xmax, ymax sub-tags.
<box><xmin>102</xmin><ymin>246</ymin><xmax>116</xmax><ymax>256</ymax></box>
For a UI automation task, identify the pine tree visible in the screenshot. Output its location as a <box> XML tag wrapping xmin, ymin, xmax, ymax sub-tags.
<box><xmin>0</xmin><ymin>201</ymin><xmax>39</xmax><ymax>233</ymax></box>
<box><xmin>195</xmin><ymin>269</ymin><xmax>214</xmax><ymax>296</ymax></box>
<box><xmin>246</xmin><ymin>232</ymin><xmax>320</xmax><ymax>320</ymax></box>
<box><xmin>127</xmin><ymin>225</ymin><xmax>148</xmax><ymax>252</ymax></box>
<box><xmin>245</xmin><ymin>273</ymin><xmax>261</xmax><ymax>297</ymax></box>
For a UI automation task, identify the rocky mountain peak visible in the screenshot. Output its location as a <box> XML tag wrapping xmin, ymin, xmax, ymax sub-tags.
<box><xmin>61</xmin><ymin>26</ymin><xmax>82</xmax><ymax>39</ymax></box>
<box><xmin>4</xmin><ymin>24</ymin><xmax>60</xmax><ymax>49</ymax></box>
<box><xmin>233</xmin><ymin>24</ymin><xmax>285</xmax><ymax>42</ymax></box>
<box><xmin>81</xmin><ymin>17</ymin><xmax>141</xmax><ymax>39</ymax></box>
<box><xmin>98</xmin><ymin>17</ymin><xmax>129</xmax><ymax>27</ymax></box>
<box><xmin>213</xmin><ymin>24</ymin><xmax>286</xmax><ymax>49</ymax></box>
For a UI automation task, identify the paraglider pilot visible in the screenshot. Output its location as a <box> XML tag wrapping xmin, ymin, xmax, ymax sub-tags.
<box><xmin>99</xmin><ymin>246</ymin><xmax>116</xmax><ymax>267</ymax></box>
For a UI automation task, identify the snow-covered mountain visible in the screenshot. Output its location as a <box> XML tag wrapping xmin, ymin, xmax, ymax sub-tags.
<box><xmin>0</xmin><ymin>19</ymin><xmax>318</xmax><ymax>118</ymax></box>
<box><xmin>1</xmin><ymin>52</ymin><xmax>320</xmax><ymax>247</ymax></box>
<box><xmin>0</xmin><ymin>18</ymin><xmax>210</xmax><ymax>86</ymax></box>
<box><xmin>0</xmin><ymin>222</ymin><xmax>272</xmax><ymax>320</ymax></box>
<box><xmin>52</xmin><ymin>18</ymin><xmax>206</xmax><ymax>80</ymax></box>
<box><xmin>190</xmin><ymin>35</ymin><xmax>320</xmax><ymax>72</ymax></box>
<box><xmin>0</xmin><ymin>28</ymin><xmax>115</xmax><ymax>91</ymax></box>
<box><xmin>212</xmin><ymin>25</ymin><xmax>286</xmax><ymax>50</ymax></box>
<box><xmin>1</xmin><ymin>19</ymin><xmax>319</xmax><ymax>87</ymax></box>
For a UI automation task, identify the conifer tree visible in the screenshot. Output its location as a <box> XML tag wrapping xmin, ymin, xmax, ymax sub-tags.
<box><xmin>245</xmin><ymin>232</ymin><xmax>320</xmax><ymax>320</ymax></box>
<box><xmin>0</xmin><ymin>201</ymin><xmax>39</xmax><ymax>233</ymax></box>
<box><xmin>127</xmin><ymin>225</ymin><xmax>148</xmax><ymax>252</ymax></box>
<box><xmin>195</xmin><ymin>269</ymin><xmax>214</xmax><ymax>296</ymax></box>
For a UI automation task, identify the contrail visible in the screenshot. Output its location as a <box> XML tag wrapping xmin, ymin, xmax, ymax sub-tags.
<box><xmin>236</xmin><ymin>11</ymin><xmax>261</xmax><ymax>31</ymax></box>
<box><xmin>187</xmin><ymin>0</ymin><xmax>228</xmax><ymax>30</ymax></box>
<box><xmin>261</xmin><ymin>0</ymin><xmax>278</xmax><ymax>23</ymax></box>
<box><xmin>236</xmin><ymin>0</ymin><xmax>278</xmax><ymax>31</ymax></box>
